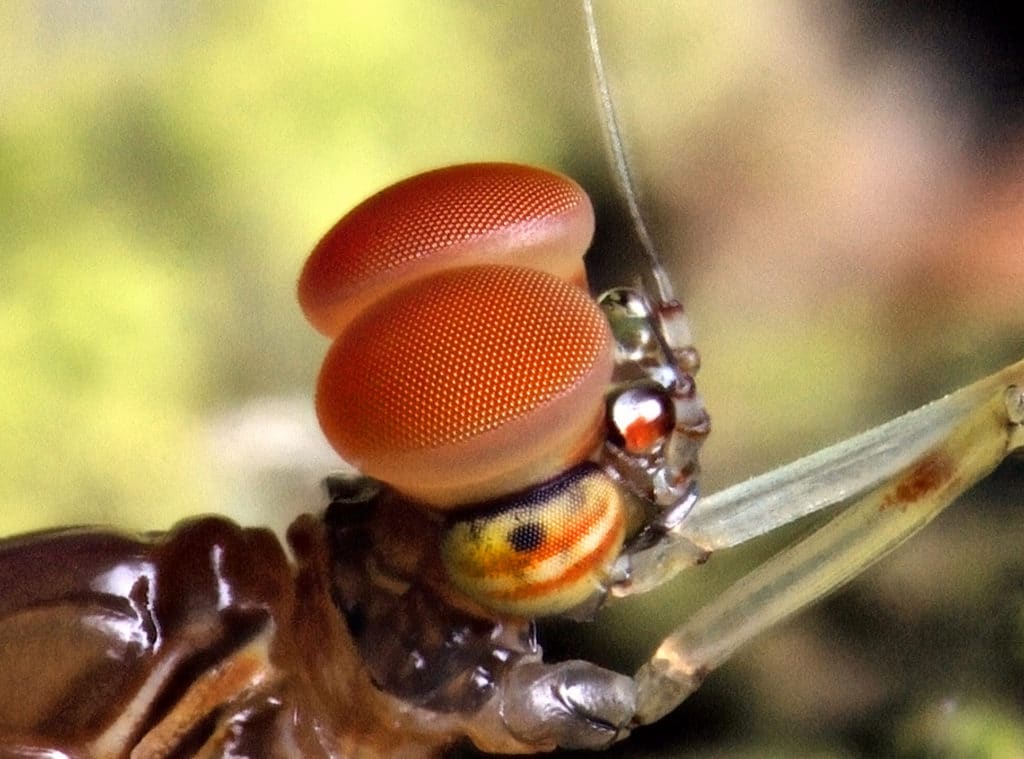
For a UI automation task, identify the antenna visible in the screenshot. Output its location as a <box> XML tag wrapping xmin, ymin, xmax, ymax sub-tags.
<box><xmin>581</xmin><ymin>0</ymin><xmax>675</xmax><ymax>303</ymax></box>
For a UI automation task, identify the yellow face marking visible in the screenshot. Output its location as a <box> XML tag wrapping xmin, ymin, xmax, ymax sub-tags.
<box><xmin>440</xmin><ymin>465</ymin><xmax>626</xmax><ymax>618</ymax></box>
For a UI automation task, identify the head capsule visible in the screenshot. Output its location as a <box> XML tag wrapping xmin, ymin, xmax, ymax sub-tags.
<box><xmin>299</xmin><ymin>164</ymin><xmax>709</xmax><ymax>619</ymax></box>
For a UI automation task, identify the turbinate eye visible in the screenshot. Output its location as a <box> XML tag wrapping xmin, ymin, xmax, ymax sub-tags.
<box><xmin>315</xmin><ymin>265</ymin><xmax>615</xmax><ymax>507</ymax></box>
<box><xmin>298</xmin><ymin>163</ymin><xmax>595</xmax><ymax>338</ymax></box>
<box><xmin>440</xmin><ymin>464</ymin><xmax>627</xmax><ymax>618</ymax></box>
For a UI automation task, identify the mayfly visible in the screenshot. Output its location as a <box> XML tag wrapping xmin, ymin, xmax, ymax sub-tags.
<box><xmin>1</xmin><ymin>3</ymin><xmax>1022</xmax><ymax>758</ymax></box>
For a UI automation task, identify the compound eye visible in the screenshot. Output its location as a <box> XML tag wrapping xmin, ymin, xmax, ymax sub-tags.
<box><xmin>316</xmin><ymin>265</ymin><xmax>614</xmax><ymax>507</ymax></box>
<box><xmin>440</xmin><ymin>465</ymin><xmax>626</xmax><ymax>618</ymax></box>
<box><xmin>298</xmin><ymin>163</ymin><xmax>595</xmax><ymax>337</ymax></box>
<box><xmin>608</xmin><ymin>384</ymin><xmax>675</xmax><ymax>454</ymax></box>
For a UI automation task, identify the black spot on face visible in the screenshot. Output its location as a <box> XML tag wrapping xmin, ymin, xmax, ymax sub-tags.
<box><xmin>507</xmin><ymin>522</ymin><xmax>545</xmax><ymax>553</ymax></box>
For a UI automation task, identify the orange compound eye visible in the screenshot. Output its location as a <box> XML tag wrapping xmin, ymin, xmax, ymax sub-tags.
<box><xmin>297</xmin><ymin>163</ymin><xmax>595</xmax><ymax>337</ymax></box>
<box><xmin>440</xmin><ymin>464</ymin><xmax>627</xmax><ymax>618</ymax></box>
<box><xmin>315</xmin><ymin>265</ymin><xmax>614</xmax><ymax>508</ymax></box>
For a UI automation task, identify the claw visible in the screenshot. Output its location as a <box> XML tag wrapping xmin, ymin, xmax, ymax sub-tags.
<box><xmin>501</xmin><ymin>660</ymin><xmax>637</xmax><ymax>750</ymax></box>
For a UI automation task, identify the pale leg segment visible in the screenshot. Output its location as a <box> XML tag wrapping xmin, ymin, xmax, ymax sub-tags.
<box><xmin>631</xmin><ymin>367</ymin><xmax>1024</xmax><ymax>725</ymax></box>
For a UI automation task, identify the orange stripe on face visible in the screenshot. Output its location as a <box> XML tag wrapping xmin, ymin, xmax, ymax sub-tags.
<box><xmin>454</xmin><ymin>484</ymin><xmax>612</xmax><ymax>575</ymax></box>
<box><xmin>490</xmin><ymin>498</ymin><xmax>625</xmax><ymax>603</ymax></box>
<box><xmin>440</xmin><ymin>466</ymin><xmax>627</xmax><ymax>618</ymax></box>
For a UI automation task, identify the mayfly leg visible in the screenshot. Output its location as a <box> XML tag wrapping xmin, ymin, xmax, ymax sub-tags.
<box><xmin>631</xmin><ymin>363</ymin><xmax>1024</xmax><ymax>723</ymax></box>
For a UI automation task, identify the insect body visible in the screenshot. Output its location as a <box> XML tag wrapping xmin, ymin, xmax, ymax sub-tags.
<box><xmin>1</xmin><ymin>159</ymin><xmax>1022</xmax><ymax>759</ymax></box>
<box><xmin>5</xmin><ymin>4</ymin><xmax>1024</xmax><ymax>756</ymax></box>
<box><xmin>0</xmin><ymin>162</ymin><xmax>708</xmax><ymax>758</ymax></box>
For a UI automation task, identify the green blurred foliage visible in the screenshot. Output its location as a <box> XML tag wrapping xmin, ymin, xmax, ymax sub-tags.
<box><xmin>2</xmin><ymin>2</ymin><xmax>1023</xmax><ymax>757</ymax></box>
<box><xmin>1</xmin><ymin>0</ymin><xmax>593</xmax><ymax>532</ymax></box>
<box><xmin>897</xmin><ymin>700</ymin><xmax>1024</xmax><ymax>758</ymax></box>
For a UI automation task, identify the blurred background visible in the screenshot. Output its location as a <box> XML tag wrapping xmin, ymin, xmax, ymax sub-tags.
<box><xmin>2</xmin><ymin>1</ymin><xmax>1023</xmax><ymax>756</ymax></box>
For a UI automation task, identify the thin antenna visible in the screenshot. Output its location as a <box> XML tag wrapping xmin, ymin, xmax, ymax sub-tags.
<box><xmin>582</xmin><ymin>0</ymin><xmax>675</xmax><ymax>303</ymax></box>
